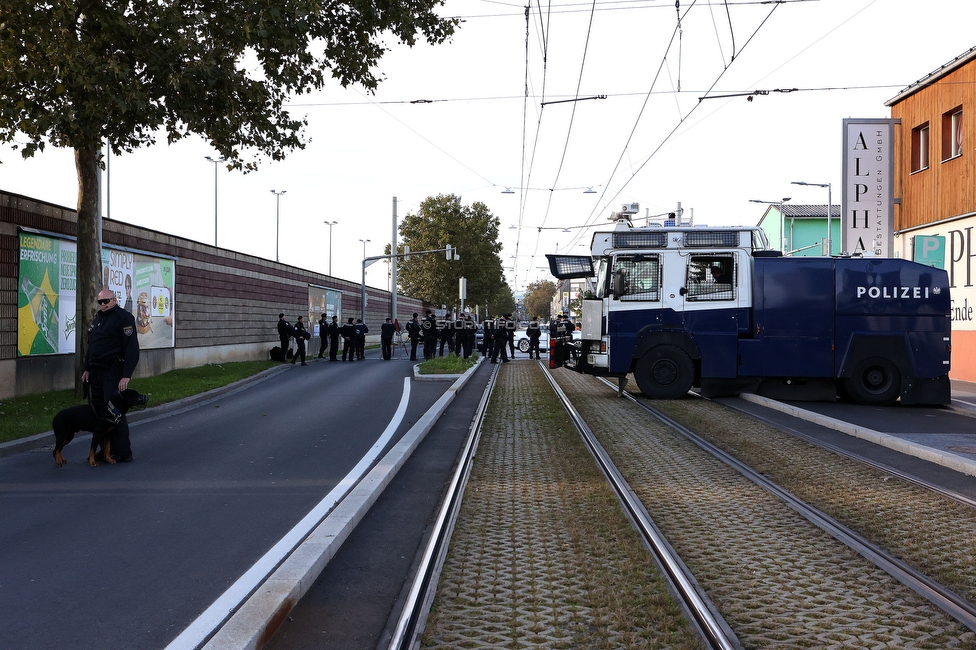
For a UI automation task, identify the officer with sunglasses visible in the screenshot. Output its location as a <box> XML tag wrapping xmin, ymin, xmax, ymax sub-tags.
<box><xmin>81</xmin><ymin>288</ymin><xmax>140</xmax><ymax>461</ymax></box>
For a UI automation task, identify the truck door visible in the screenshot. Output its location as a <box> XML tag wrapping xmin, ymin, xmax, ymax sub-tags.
<box><xmin>608</xmin><ymin>254</ymin><xmax>663</xmax><ymax>371</ymax></box>
<box><xmin>680</xmin><ymin>253</ymin><xmax>747</xmax><ymax>378</ymax></box>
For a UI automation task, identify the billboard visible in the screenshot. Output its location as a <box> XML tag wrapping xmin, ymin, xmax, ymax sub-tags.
<box><xmin>841</xmin><ymin>118</ymin><xmax>897</xmax><ymax>257</ymax></box>
<box><xmin>18</xmin><ymin>231</ymin><xmax>176</xmax><ymax>356</ymax></box>
<box><xmin>308</xmin><ymin>285</ymin><xmax>342</xmax><ymax>336</ymax></box>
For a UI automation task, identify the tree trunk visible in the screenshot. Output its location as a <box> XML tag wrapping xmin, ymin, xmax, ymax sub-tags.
<box><xmin>73</xmin><ymin>145</ymin><xmax>102</xmax><ymax>399</ymax></box>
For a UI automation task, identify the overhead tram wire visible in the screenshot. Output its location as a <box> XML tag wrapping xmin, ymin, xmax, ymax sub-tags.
<box><xmin>523</xmin><ymin>0</ymin><xmax>600</xmax><ymax>284</ymax></box>
<box><xmin>571</xmin><ymin>1</ymin><xmax>782</xmax><ymax>250</ymax></box>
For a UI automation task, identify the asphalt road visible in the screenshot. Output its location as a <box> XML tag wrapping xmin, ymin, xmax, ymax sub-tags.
<box><xmin>0</xmin><ymin>353</ymin><xmax>459</xmax><ymax>650</ymax></box>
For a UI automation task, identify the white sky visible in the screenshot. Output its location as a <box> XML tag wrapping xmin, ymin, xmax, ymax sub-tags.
<box><xmin>2</xmin><ymin>0</ymin><xmax>974</xmax><ymax>293</ymax></box>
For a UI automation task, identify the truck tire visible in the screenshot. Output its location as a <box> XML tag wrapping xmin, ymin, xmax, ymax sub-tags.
<box><xmin>845</xmin><ymin>357</ymin><xmax>900</xmax><ymax>406</ymax></box>
<box><xmin>634</xmin><ymin>345</ymin><xmax>694</xmax><ymax>399</ymax></box>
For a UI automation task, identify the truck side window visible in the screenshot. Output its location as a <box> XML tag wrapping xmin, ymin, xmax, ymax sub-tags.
<box><xmin>686</xmin><ymin>254</ymin><xmax>735</xmax><ymax>301</ymax></box>
<box><xmin>613</xmin><ymin>256</ymin><xmax>661</xmax><ymax>301</ymax></box>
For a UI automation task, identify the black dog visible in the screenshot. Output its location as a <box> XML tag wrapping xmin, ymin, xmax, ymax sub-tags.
<box><xmin>52</xmin><ymin>389</ymin><xmax>149</xmax><ymax>467</ymax></box>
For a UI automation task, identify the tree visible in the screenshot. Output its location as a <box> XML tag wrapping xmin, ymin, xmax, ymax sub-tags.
<box><xmin>0</xmin><ymin>0</ymin><xmax>456</xmax><ymax>394</ymax></box>
<box><xmin>524</xmin><ymin>280</ymin><xmax>557</xmax><ymax>320</ymax></box>
<box><xmin>396</xmin><ymin>194</ymin><xmax>508</xmax><ymax>314</ymax></box>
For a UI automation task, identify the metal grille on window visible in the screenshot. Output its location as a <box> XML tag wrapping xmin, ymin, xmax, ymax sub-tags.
<box><xmin>547</xmin><ymin>255</ymin><xmax>593</xmax><ymax>278</ymax></box>
<box><xmin>683</xmin><ymin>230</ymin><xmax>739</xmax><ymax>248</ymax></box>
<box><xmin>685</xmin><ymin>255</ymin><xmax>735</xmax><ymax>301</ymax></box>
<box><xmin>612</xmin><ymin>231</ymin><xmax>668</xmax><ymax>249</ymax></box>
<box><xmin>616</xmin><ymin>257</ymin><xmax>661</xmax><ymax>301</ymax></box>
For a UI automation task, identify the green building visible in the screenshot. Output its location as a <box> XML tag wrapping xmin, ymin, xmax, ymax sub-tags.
<box><xmin>756</xmin><ymin>203</ymin><xmax>841</xmax><ymax>256</ymax></box>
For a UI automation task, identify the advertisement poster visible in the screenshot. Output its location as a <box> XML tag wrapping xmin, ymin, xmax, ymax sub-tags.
<box><xmin>18</xmin><ymin>231</ymin><xmax>176</xmax><ymax>357</ymax></box>
<box><xmin>307</xmin><ymin>285</ymin><xmax>341</xmax><ymax>336</ymax></box>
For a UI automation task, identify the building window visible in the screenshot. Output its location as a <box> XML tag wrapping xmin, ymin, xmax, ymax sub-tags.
<box><xmin>911</xmin><ymin>123</ymin><xmax>929</xmax><ymax>172</ymax></box>
<box><xmin>942</xmin><ymin>107</ymin><xmax>963</xmax><ymax>161</ymax></box>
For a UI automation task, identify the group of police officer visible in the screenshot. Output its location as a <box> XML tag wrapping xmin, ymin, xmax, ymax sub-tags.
<box><xmin>285</xmin><ymin>309</ymin><xmax>576</xmax><ymax>366</ymax></box>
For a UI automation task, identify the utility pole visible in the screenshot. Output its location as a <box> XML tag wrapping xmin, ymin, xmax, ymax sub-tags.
<box><xmin>391</xmin><ymin>197</ymin><xmax>398</xmax><ymax>321</ymax></box>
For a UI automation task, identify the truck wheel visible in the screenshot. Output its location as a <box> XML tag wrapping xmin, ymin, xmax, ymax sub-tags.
<box><xmin>845</xmin><ymin>357</ymin><xmax>900</xmax><ymax>406</ymax></box>
<box><xmin>518</xmin><ymin>339</ymin><xmax>530</xmax><ymax>353</ymax></box>
<box><xmin>634</xmin><ymin>345</ymin><xmax>694</xmax><ymax>399</ymax></box>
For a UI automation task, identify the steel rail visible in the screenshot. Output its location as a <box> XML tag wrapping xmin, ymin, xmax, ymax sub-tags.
<box><xmin>599</xmin><ymin>378</ymin><xmax>976</xmax><ymax>634</ymax></box>
<box><xmin>385</xmin><ymin>363</ymin><xmax>500</xmax><ymax>650</ymax></box>
<box><xmin>545</xmin><ymin>365</ymin><xmax>743</xmax><ymax>650</ymax></box>
<box><xmin>712</xmin><ymin>394</ymin><xmax>976</xmax><ymax>511</ymax></box>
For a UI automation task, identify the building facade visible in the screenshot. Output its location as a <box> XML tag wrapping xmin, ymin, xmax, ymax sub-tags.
<box><xmin>887</xmin><ymin>46</ymin><xmax>976</xmax><ymax>381</ymax></box>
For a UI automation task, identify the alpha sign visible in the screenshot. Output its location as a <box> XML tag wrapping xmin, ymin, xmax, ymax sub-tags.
<box><xmin>842</xmin><ymin>119</ymin><xmax>897</xmax><ymax>257</ymax></box>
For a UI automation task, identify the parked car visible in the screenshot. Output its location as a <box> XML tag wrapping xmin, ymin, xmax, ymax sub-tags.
<box><xmin>512</xmin><ymin>328</ymin><xmax>579</xmax><ymax>354</ymax></box>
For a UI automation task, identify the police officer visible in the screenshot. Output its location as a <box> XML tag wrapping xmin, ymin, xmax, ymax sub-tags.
<box><xmin>276</xmin><ymin>313</ymin><xmax>293</xmax><ymax>361</ymax></box>
<box><xmin>552</xmin><ymin>313</ymin><xmax>575</xmax><ymax>367</ymax></box>
<box><xmin>355</xmin><ymin>318</ymin><xmax>368</xmax><ymax>360</ymax></box>
<box><xmin>422</xmin><ymin>310</ymin><xmax>438</xmax><ymax>361</ymax></box>
<box><xmin>439</xmin><ymin>314</ymin><xmax>455</xmax><ymax>357</ymax></box>
<box><xmin>407</xmin><ymin>313</ymin><xmax>422</xmax><ymax>361</ymax></box>
<box><xmin>481</xmin><ymin>317</ymin><xmax>494</xmax><ymax>358</ymax></box>
<box><xmin>328</xmin><ymin>315</ymin><xmax>340</xmax><ymax>361</ymax></box>
<box><xmin>380</xmin><ymin>317</ymin><xmax>395</xmax><ymax>360</ymax></box>
<box><xmin>489</xmin><ymin>315</ymin><xmax>509</xmax><ymax>364</ymax></box>
<box><xmin>463</xmin><ymin>314</ymin><xmax>476</xmax><ymax>358</ymax></box>
<box><xmin>504</xmin><ymin>313</ymin><xmax>516</xmax><ymax>358</ymax></box>
<box><xmin>341</xmin><ymin>317</ymin><xmax>357</xmax><ymax>361</ymax></box>
<box><xmin>527</xmin><ymin>316</ymin><xmax>542</xmax><ymax>360</ymax></box>
<box><xmin>82</xmin><ymin>288</ymin><xmax>140</xmax><ymax>462</ymax></box>
<box><xmin>292</xmin><ymin>315</ymin><xmax>309</xmax><ymax>365</ymax></box>
<box><xmin>317</xmin><ymin>313</ymin><xmax>329</xmax><ymax>358</ymax></box>
<box><xmin>453</xmin><ymin>314</ymin><xmax>466</xmax><ymax>356</ymax></box>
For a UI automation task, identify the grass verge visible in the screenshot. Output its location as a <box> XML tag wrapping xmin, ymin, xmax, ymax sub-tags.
<box><xmin>0</xmin><ymin>360</ymin><xmax>278</xmax><ymax>444</ymax></box>
<box><xmin>416</xmin><ymin>352</ymin><xmax>479</xmax><ymax>375</ymax></box>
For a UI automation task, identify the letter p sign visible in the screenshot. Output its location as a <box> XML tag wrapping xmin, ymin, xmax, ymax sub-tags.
<box><xmin>913</xmin><ymin>235</ymin><xmax>945</xmax><ymax>269</ymax></box>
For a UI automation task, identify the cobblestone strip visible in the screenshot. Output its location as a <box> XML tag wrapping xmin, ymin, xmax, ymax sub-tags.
<box><xmin>422</xmin><ymin>361</ymin><xmax>703</xmax><ymax>650</ymax></box>
<box><xmin>554</xmin><ymin>369</ymin><xmax>976</xmax><ymax>649</ymax></box>
<box><xmin>646</xmin><ymin>388</ymin><xmax>976</xmax><ymax>609</ymax></box>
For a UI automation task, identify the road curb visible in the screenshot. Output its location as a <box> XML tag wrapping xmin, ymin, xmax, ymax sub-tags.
<box><xmin>739</xmin><ymin>392</ymin><xmax>976</xmax><ymax>477</ymax></box>
<box><xmin>198</xmin><ymin>359</ymin><xmax>484</xmax><ymax>650</ymax></box>
<box><xmin>0</xmin><ymin>364</ymin><xmax>290</xmax><ymax>459</ymax></box>
<box><xmin>412</xmin><ymin>356</ymin><xmax>484</xmax><ymax>381</ymax></box>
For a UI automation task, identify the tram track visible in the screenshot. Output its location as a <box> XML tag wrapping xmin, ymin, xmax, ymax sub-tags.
<box><xmin>396</xmin><ymin>361</ymin><xmax>976</xmax><ymax>649</ymax></box>
<box><xmin>592</xmin><ymin>376</ymin><xmax>976</xmax><ymax>633</ymax></box>
<box><xmin>554</xmin><ymin>368</ymin><xmax>976</xmax><ymax>647</ymax></box>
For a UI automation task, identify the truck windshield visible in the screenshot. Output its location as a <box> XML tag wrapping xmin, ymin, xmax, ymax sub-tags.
<box><xmin>594</xmin><ymin>258</ymin><xmax>609</xmax><ymax>298</ymax></box>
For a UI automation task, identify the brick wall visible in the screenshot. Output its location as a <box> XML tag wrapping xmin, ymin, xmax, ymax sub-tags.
<box><xmin>0</xmin><ymin>190</ymin><xmax>423</xmax><ymax>397</ymax></box>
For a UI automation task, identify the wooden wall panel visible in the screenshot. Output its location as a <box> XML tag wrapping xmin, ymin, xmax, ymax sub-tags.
<box><xmin>894</xmin><ymin>62</ymin><xmax>976</xmax><ymax>230</ymax></box>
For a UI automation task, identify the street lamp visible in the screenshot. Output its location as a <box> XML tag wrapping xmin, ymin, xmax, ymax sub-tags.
<box><xmin>359</xmin><ymin>238</ymin><xmax>371</xmax><ymax>259</ymax></box>
<box><xmin>791</xmin><ymin>181</ymin><xmax>833</xmax><ymax>255</ymax></box>
<box><xmin>204</xmin><ymin>156</ymin><xmax>226</xmax><ymax>246</ymax></box>
<box><xmin>270</xmin><ymin>189</ymin><xmax>286</xmax><ymax>262</ymax></box>
<box><xmin>750</xmin><ymin>198</ymin><xmax>791</xmax><ymax>252</ymax></box>
<box><xmin>324</xmin><ymin>220</ymin><xmax>338</xmax><ymax>276</ymax></box>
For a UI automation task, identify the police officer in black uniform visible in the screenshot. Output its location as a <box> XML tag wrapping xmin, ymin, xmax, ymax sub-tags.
<box><xmin>380</xmin><ymin>317</ymin><xmax>395</xmax><ymax>360</ymax></box>
<box><xmin>292</xmin><ymin>315</ymin><xmax>309</xmax><ymax>365</ymax></box>
<box><xmin>481</xmin><ymin>317</ymin><xmax>494</xmax><ymax>358</ymax></box>
<box><xmin>277</xmin><ymin>313</ymin><xmax>292</xmax><ymax>361</ymax></box>
<box><xmin>489</xmin><ymin>316</ymin><xmax>510</xmax><ymax>364</ymax></box>
<box><xmin>527</xmin><ymin>316</ymin><xmax>543</xmax><ymax>359</ymax></box>
<box><xmin>422</xmin><ymin>310</ymin><xmax>438</xmax><ymax>361</ymax></box>
<box><xmin>407</xmin><ymin>313</ymin><xmax>422</xmax><ymax>360</ymax></box>
<box><xmin>328</xmin><ymin>315</ymin><xmax>340</xmax><ymax>361</ymax></box>
<box><xmin>439</xmin><ymin>315</ymin><xmax>454</xmax><ymax>357</ymax></box>
<box><xmin>318</xmin><ymin>313</ymin><xmax>329</xmax><ymax>358</ymax></box>
<box><xmin>82</xmin><ymin>288</ymin><xmax>140</xmax><ymax>462</ymax></box>
<box><xmin>341</xmin><ymin>317</ymin><xmax>357</xmax><ymax>362</ymax></box>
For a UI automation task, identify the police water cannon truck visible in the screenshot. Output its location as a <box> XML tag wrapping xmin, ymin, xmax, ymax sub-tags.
<box><xmin>546</xmin><ymin>215</ymin><xmax>951</xmax><ymax>406</ymax></box>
